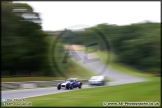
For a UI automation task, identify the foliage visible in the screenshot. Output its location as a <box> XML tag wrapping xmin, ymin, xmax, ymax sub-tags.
<box><xmin>68</xmin><ymin>22</ymin><xmax>161</xmax><ymax>73</ymax></box>
<box><xmin>1</xmin><ymin>2</ymin><xmax>51</xmax><ymax>76</ymax></box>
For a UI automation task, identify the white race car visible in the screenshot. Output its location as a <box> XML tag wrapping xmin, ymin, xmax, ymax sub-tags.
<box><xmin>88</xmin><ymin>75</ymin><xmax>106</xmax><ymax>86</ymax></box>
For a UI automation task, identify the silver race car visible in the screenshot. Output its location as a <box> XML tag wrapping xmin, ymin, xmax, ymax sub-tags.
<box><xmin>88</xmin><ymin>75</ymin><xmax>106</xmax><ymax>86</ymax></box>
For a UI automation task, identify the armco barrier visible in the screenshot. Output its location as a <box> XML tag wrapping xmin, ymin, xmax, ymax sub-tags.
<box><xmin>1</xmin><ymin>79</ymin><xmax>88</xmax><ymax>90</ymax></box>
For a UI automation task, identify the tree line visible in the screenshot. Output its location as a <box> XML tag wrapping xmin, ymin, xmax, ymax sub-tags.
<box><xmin>2</xmin><ymin>1</ymin><xmax>160</xmax><ymax>77</ymax></box>
<box><xmin>62</xmin><ymin>22</ymin><xmax>160</xmax><ymax>73</ymax></box>
<box><xmin>1</xmin><ymin>2</ymin><xmax>54</xmax><ymax>77</ymax></box>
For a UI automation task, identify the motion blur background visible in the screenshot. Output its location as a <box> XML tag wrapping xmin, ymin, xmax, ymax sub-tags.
<box><xmin>1</xmin><ymin>1</ymin><xmax>161</xmax><ymax>107</ymax></box>
<box><xmin>2</xmin><ymin>1</ymin><xmax>160</xmax><ymax>78</ymax></box>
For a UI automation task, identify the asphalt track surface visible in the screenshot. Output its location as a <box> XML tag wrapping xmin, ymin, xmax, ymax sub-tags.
<box><xmin>2</xmin><ymin>51</ymin><xmax>148</xmax><ymax>99</ymax></box>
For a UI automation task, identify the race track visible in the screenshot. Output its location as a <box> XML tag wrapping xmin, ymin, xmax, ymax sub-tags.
<box><xmin>2</xmin><ymin>51</ymin><xmax>148</xmax><ymax>99</ymax></box>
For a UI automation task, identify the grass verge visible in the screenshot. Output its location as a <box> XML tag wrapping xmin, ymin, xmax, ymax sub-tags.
<box><xmin>27</xmin><ymin>76</ymin><xmax>160</xmax><ymax>106</ymax></box>
<box><xmin>24</xmin><ymin>49</ymin><xmax>160</xmax><ymax>106</ymax></box>
<box><xmin>95</xmin><ymin>50</ymin><xmax>156</xmax><ymax>79</ymax></box>
<box><xmin>82</xmin><ymin>49</ymin><xmax>156</xmax><ymax>79</ymax></box>
<box><xmin>64</xmin><ymin>59</ymin><xmax>96</xmax><ymax>79</ymax></box>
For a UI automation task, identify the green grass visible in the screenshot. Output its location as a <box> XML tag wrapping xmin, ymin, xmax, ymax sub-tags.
<box><xmin>68</xmin><ymin>59</ymin><xmax>112</xmax><ymax>82</ymax></box>
<box><xmin>96</xmin><ymin>51</ymin><xmax>157</xmax><ymax>80</ymax></box>
<box><xmin>82</xmin><ymin>49</ymin><xmax>156</xmax><ymax>79</ymax></box>
<box><xmin>24</xmin><ymin>49</ymin><xmax>160</xmax><ymax>107</ymax></box>
<box><xmin>110</xmin><ymin>62</ymin><xmax>154</xmax><ymax>79</ymax></box>
<box><xmin>64</xmin><ymin>59</ymin><xmax>96</xmax><ymax>79</ymax></box>
<box><xmin>27</xmin><ymin>77</ymin><xmax>160</xmax><ymax>107</ymax></box>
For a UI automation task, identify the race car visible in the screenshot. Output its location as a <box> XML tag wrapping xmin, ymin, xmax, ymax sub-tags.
<box><xmin>88</xmin><ymin>75</ymin><xmax>106</xmax><ymax>86</ymax></box>
<box><xmin>57</xmin><ymin>78</ymin><xmax>82</xmax><ymax>90</ymax></box>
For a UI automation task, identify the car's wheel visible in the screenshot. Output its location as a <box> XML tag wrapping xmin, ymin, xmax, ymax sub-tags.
<box><xmin>101</xmin><ymin>81</ymin><xmax>105</xmax><ymax>86</ymax></box>
<box><xmin>70</xmin><ymin>84</ymin><xmax>73</xmax><ymax>89</ymax></box>
<box><xmin>66</xmin><ymin>84</ymin><xmax>70</xmax><ymax>89</ymax></box>
<box><xmin>57</xmin><ymin>84</ymin><xmax>61</xmax><ymax>90</ymax></box>
<box><xmin>78</xmin><ymin>83</ymin><xmax>82</xmax><ymax>89</ymax></box>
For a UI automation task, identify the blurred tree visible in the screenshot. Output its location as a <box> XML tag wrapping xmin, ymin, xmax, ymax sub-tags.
<box><xmin>1</xmin><ymin>2</ymin><xmax>50</xmax><ymax>76</ymax></box>
<box><xmin>72</xmin><ymin>22</ymin><xmax>161</xmax><ymax>73</ymax></box>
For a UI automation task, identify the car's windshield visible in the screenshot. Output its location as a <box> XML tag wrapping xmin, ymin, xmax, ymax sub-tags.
<box><xmin>66</xmin><ymin>79</ymin><xmax>74</xmax><ymax>82</ymax></box>
<box><xmin>90</xmin><ymin>76</ymin><xmax>100</xmax><ymax>80</ymax></box>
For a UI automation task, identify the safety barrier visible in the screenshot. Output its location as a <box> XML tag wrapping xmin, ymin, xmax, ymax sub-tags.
<box><xmin>1</xmin><ymin>79</ymin><xmax>88</xmax><ymax>90</ymax></box>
